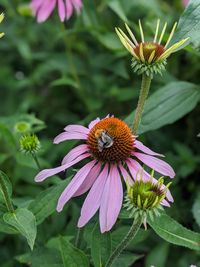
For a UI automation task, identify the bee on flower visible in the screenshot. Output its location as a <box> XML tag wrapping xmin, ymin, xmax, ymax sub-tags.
<box><xmin>116</xmin><ymin>20</ymin><xmax>189</xmax><ymax>77</ymax></box>
<box><xmin>35</xmin><ymin>116</ymin><xmax>175</xmax><ymax>233</ymax></box>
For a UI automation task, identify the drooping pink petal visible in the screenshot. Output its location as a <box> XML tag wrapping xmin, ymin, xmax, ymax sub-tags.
<box><xmin>73</xmin><ymin>162</ymin><xmax>102</xmax><ymax>197</ymax></box>
<box><xmin>54</xmin><ymin>132</ymin><xmax>87</xmax><ymax>144</ymax></box>
<box><xmin>133</xmin><ymin>152</ymin><xmax>175</xmax><ymax>178</ymax></box>
<box><xmin>78</xmin><ymin>164</ymin><xmax>109</xmax><ymax>227</ymax></box>
<box><xmin>118</xmin><ymin>163</ymin><xmax>133</xmax><ymax>186</ymax></box>
<box><xmin>37</xmin><ymin>0</ymin><xmax>57</xmax><ymax>23</ymax></box>
<box><xmin>35</xmin><ymin>152</ymin><xmax>90</xmax><ymax>182</ymax></box>
<box><xmin>58</xmin><ymin>0</ymin><xmax>66</xmax><ymax>21</ymax></box>
<box><xmin>72</xmin><ymin>0</ymin><xmax>82</xmax><ymax>13</ymax></box>
<box><xmin>57</xmin><ymin>160</ymin><xmax>96</xmax><ymax>212</ymax></box>
<box><xmin>65</xmin><ymin>0</ymin><xmax>73</xmax><ymax>19</ymax></box>
<box><xmin>127</xmin><ymin>159</ymin><xmax>174</xmax><ymax>202</ymax></box>
<box><xmin>88</xmin><ymin>117</ymin><xmax>100</xmax><ymax>129</ymax></box>
<box><xmin>61</xmin><ymin>144</ymin><xmax>89</xmax><ymax>165</ymax></box>
<box><xmin>100</xmin><ymin>165</ymin><xmax>123</xmax><ymax>233</ymax></box>
<box><xmin>161</xmin><ymin>199</ymin><xmax>170</xmax><ymax>207</ymax></box>
<box><xmin>134</xmin><ymin>140</ymin><xmax>164</xmax><ymax>157</ymax></box>
<box><xmin>30</xmin><ymin>0</ymin><xmax>43</xmax><ymax>14</ymax></box>
<box><xmin>126</xmin><ymin>159</ymin><xmax>150</xmax><ymax>181</ymax></box>
<box><xmin>64</xmin><ymin>124</ymin><xmax>89</xmax><ymax>134</ymax></box>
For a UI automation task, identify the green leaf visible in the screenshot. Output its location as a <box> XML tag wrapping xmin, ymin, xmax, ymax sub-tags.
<box><xmin>59</xmin><ymin>236</ymin><xmax>89</xmax><ymax>267</ymax></box>
<box><xmin>28</xmin><ymin>179</ymin><xmax>70</xmax><ymax>224</ymax></box>
<box><xmin>126</xmin><ymin>82</ymin><xmax>200</xmax><ymax>134</ymax></box>
<box><xmin>171</xmin><ymin>0</ymin><xmax>200</xmax><ymax>49</ymax></box>
<box><xmin>148</xmin><ymin>214</ymin><xmax>200</xmax><ymax>251</ymax></box>
<box><xmin>113</xmin><ymin>253</ymin><xmax>143</xmax><ymax>267</ymax></box>
<box><xmin>145</xmin><ymin>242</ymin><xmax>169</xmax><ymax>267</ymax></box>
<box><xmin>3</xmin><ymin>208</ymin><xmax>37</xmax><ymax>250</ymax></box>
<box><xmin>0</xmin><ymin>171</ymin><xmax>12</xmax><ymax>204</ymax></box>
<box><xmin>0</xmin><ymin>216</ymin><xmax>18</xmax><ymax>234</ymax></box>
<box><xmin>192</xmin><ymin>193</ymin><xmax>200</xmax><ymax>227</ymax></box>
<box><xmin>108</xmin><ymin>0</ymin><xmax>128</xmax><ymax>22</ymax></box>
<box><xmin>16</xmin><ymin>247</ymin><xmax>63</xmax><ymax>267</ymax></box>
<box><xmin>91</xmin><ymin>223</ymin><xmax>112</xmax><ymax>267</ymax></box>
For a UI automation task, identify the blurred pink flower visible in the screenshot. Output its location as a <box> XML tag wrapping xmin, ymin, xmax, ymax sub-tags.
<box><xmin>35</xmin><ymin>116</ymin><xmax>175</xmax><ymax>232</ymax></box>
<box><xmin>182</xmin><ymin>0</ymin><xmax>189</xmax><ymax>6</ymax></box>
<box><xmin>30</xmin><ymin>0</ymin><xmax>82</xmax><ymax>23</ymax></box>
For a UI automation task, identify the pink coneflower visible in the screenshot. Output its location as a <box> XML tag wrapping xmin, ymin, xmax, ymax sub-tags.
<box><xmin>182</xmin><ymin>0</ymin><xmax>189</xmax><ymax>6</ymax></box>
<box><xmin>35</xmin><ymin>116</ymin><xmax>175</xmax><ymax>232</ymax></box>
<box><xmin>30</xmin><ymin>0</ymin><xmax>82</xmax><ymax>23</ymax></box>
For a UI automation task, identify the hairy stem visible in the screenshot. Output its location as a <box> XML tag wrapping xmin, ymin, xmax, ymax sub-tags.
<box><xmin>132</xmin><ymin>74</ymin><xmax>152</xmax><ymax>135</ymax></box>
<box><xmin>105</xmin><ymin>216</ymin><xmax>143</xmax><ymax>267</ymax></box>
<box><xmin>31</xmin><ymin>153</ymin><xmax>41</xmax><ymax>171</ymax></box>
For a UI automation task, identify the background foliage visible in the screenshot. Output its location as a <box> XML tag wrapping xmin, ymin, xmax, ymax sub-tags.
<box><xmin>0</xmin><ymin>0</ymin><xmax>200</xmax><ymax>266</ymax></box>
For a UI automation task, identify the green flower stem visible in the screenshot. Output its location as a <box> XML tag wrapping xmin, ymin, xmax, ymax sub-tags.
<box><xmin>31</xmin><ymin>153</ymin><xmax>41</xmax><ymax>171</ymax></box>
<box><xmin>132</xmin><ymin>74</ymin><xmax>152</xmax><ymax>135</ymax></box>
<box><xmin>105</xmin><ymin>216</ymin><xmax>143</xmax><ymax>267</ymax></box>
<box><xmin>75</xmin><ymin>228</ymin><xmax>81</xmax><ymax>248</ymax></box>
<box><xmin>0</xmin><ymin>173</ymin><xmax>14</xmax><ymax>213</ymax></box>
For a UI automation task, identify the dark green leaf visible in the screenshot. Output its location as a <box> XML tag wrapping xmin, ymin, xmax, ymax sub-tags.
<box><xmin>0</xmin><ymin>171</ymin><xmax>12</xmax><ymax>204</ymax></box>
<box><xmin>145</xmin><ymin>242</ymin><xmax>169</xmax><ymax>267</ymax></box>
<box><xmin>3</xmin><ymin>208</ymin><xmax>37</xmax><ymax>250</ymax></box>
<box><xmin>28</xmin><ymin>179</ymin><xmax>70</xmax><ymax>224</ymax></box>
<box><xmin>148</xmin><ymin>214</ymin><xmax>200</xmax><ymax>251</ymax></box>
<box><xmin>171</xmin><ymin>0</ymin><xmax>200</xmax><ymax>48</ymax></box>
<box><xmin>126</xmin><ymin>82</ymin><xmax>200</xmax><ymax>134</ymax></box>
<box><xmin>192</xmin><ymin>193</ymin><xmax>200</xmax><ymax>227</ymax></box>
<box><xmin>91</xmin><ymin>223</ymin><xmax>112</xmax><ymax>267</ymax></box>
<box><xmin>59</xmin><ymin>236</ymin><xmax>89</xmax><ymax>267</ymax></box>
<box><xmin>113</xmin><ymin>253</ymin><xmax>143</xmax><ymax>267</ymax></box>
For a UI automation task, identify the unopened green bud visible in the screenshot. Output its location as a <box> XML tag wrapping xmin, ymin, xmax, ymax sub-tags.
<box><xmin>20</xmin><ymin>134</ymin><xmax>40</xmax><ymax>154</ymax></box>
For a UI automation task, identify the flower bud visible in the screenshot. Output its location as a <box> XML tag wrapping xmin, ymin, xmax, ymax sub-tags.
<box><xmin>19</xmin><ymin>134</ymin><xmax>40</xmax><ymax>154</ymax></box>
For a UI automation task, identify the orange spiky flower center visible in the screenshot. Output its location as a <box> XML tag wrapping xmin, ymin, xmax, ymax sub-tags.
<box><xmin>87</xmin><ymin>118</ymin><xmax>134</xmax><ymax>162</ymax></box>
<box><xmin>134</xmin><ymin>42</ymin><xmax>165</xmax><ymax>62</ymax></box>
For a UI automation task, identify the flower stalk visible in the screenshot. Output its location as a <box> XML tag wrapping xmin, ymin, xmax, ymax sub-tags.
<box><xmin>132</xmin><ymin>74</ymin><xmax>152</xmax><ymax>134</ymax></box>
<box><xmin>0</xmin><ymin>173</ymin><xmax>14</xmax><ymax>213</ymax></box>
<box><xmin>105</xmin><ymin>216</ymin><xmax>143</xmax><ymax>267</ymax></box>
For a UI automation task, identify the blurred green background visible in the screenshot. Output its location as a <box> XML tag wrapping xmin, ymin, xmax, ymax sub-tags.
<box><xmin>0</xmin><ymin>0</ymin><xmax>200</xmax><ymax>266</ymax></box>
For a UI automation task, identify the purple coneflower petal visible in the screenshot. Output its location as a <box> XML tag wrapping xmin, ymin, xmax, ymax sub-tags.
<box><xmin>57</xmin><ymin>160</ymin><xmax>96</xmax><ymax>212</ymax></box>
<box><xmin>73</xmin><ymin>162</ymin><xmax>101</xmax><ymax>197</ymax></box>
<box><xmin>161</xmin><ymin>199</ymin><xmax>170</xmax><ymax>207</ymax></box>
<box><xmin>78</xmin><ymin>164</ymin><xmax>109</xmax><ymax>228</ymax></box>
<box><xmin>31</xmin><ymin>0</ymin><xmax>43</xmax><ymax>14</ymax></box>
<box><xmin>126</xmin><ymin>159</ymin><xmax>150</xmax><ymax>181</ymax></box>
<box><xmin>61</xmin><ymin>144</ymin><xmax>89</xmax><ymax>165</ymax></box>
<box><xmin>133</xmin><ymin>152</ymin><xmax>175</xmax><ymax>178</ymax></box>
<box><xmin>100</xmin><ymin>165</ymin><xmax>123</xmax><ymax>233</ymax></box>
<box><xmin>66</xmin><ymin>0</ymin><xmax>73</xmax><ymax>19</ymax></box>
<box><xmin>58</xmin><ymin>0</ymin><xmax>65</xmax><ymax>21</ymax></box>
<box><xmin>72</xmin><ymin>0</ymin><xmax>82</xmax><ymax>13</ymax></box>
<box><xmin>88</xmin><ymin>118</ymin><xmax>100</xmax><ymax>129</ymax></box>
<box><xmin>35</xmin><ymin>152</ymin><xmax>90</xmax><ymax>182</ymax></box>
<box><xmin>118</xmin><ymin>163</ymin><xmax>133</xmax><ymax>186</ymax></box>
<box><xmin>54</xmin><ymin>131</ymin><xmax>87</xmax><ymax>144</ymax></box>
<box><xmin>134</xmin><ymin>140</ymin><xmax>164</xmax><ymax>157</ymax></box>
<box><xmin>64</xmin><ymin>124</ymin><xmax>89</xmax><ymax>134</ymax></box>
<box><xmin>37</xmin><ymin>0</ymin><xmax>56</xmax><ymax>23</ymax></box>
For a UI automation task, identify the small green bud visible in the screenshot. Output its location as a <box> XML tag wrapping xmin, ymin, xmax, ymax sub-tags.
<box><xmin>124</xmin><ymin>170</ymin><xmax>172</xmax><ymax>228</ymax></box>
<box><xmin>20</xmin><ymin>134</ymin><xmax>40</xmax><ymax>154</ymax></box>
<box><xmin>14</xmin><ymin>121</ymin><xmax>31</xmax><ymax>133</ymax></box>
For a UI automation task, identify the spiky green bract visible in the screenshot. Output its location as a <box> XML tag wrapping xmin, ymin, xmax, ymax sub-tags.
<box><xmin>131</xmin><ymin>57</ymin><xmax>167</xmax><ymax>78</ymax></box>
<box><xmin>20</xmin><ymin>134</ymin><xmax>40</xmax><ymax>154</ymax></box>
<box><xmin>124</xmin><ymin>173</ymin><xmax>171</xmax><ymax>229</ymax></box>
